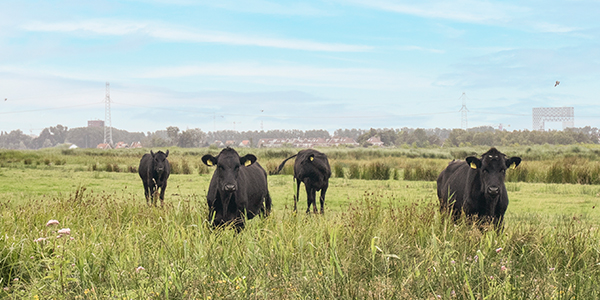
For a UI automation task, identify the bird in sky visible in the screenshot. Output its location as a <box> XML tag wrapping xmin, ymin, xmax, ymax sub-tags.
<box><xmin>555</xmin><ymin>81</ymin><xmax>560</xmax><ymax>87</ymax></box>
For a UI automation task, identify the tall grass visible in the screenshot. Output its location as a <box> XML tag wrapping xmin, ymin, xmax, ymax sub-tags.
<box><xmin>1</xmin><ymin>188</ymin><xmax>600</xmax><ymax>298</ymax></box>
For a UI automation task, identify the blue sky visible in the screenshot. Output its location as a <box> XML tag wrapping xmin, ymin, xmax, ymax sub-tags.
<box><xmin>1</xmin><ymin>0</ymin><xmax>599</xmax><ymax>135</ymax></box>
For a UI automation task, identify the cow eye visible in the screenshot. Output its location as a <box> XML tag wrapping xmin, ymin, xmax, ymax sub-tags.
<box><xmin>482</xmin><ymin>169</ymin><xmax>488</xmax><ymax>174</ymax></box>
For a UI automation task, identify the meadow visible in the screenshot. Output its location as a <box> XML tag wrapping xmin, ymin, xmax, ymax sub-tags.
<box><xmin>1</xmin><ymin>145</ymin><xmax>600</xmax><ymax>299</ymax></box>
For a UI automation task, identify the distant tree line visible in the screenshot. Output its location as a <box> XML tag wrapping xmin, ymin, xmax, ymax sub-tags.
<box><xmin>356</xmin><ymin>126</ymin><xmax>599</xmax><ymax>147</ymax></box>
<box><xmin>0</xmin><ymin>124</ymin><xmax>598</xmax><ymax>150</ymax></box>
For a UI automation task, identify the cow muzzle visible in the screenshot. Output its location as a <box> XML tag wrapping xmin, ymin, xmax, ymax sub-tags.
<box><xmin>487</xmin><ymin>186</ymin><xmax>500</xmax><ymax>197</ymax></box>
<box><xmin>223</xmin><ymin>184</ymin><xmax>237</xmax><ymax>192</ymax></box>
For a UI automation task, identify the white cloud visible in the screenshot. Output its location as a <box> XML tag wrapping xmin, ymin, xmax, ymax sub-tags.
<box><xmin>531</xmin><ymin>22</ymin><xmax>580</xmax><ymax>33</ymax></box>
<box><xmin>345</xmin><ymin>0</ymin><xmax>523</xmax><ymax>24</ymax></box>
<box><xmin>134</xmin><ymin>0</ymin><xmax>329</xmax><ymax>16</ymax></box>
<box><xmin>136</xmin><ymin>62</ymin><xmax>433</xmax><ymax>90</ymax></box>
<box><xmin>393</xmin><ymin>45</ymin><xmax>445</xmax><ymax>54</ymax></box>
<box><xmin>21</xmin><ymin>19</ymin><xmax>372</xmax><ymax>52</ymax></box>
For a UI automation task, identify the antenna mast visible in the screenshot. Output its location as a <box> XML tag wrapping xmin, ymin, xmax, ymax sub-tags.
<box><xmin>104</xmin><ymin>82</ymin><xmax>113</xmax><ymax>145</ymax></box>
<box><xmin>459</xmin><ymin>92</ymin><xmax>469</xmax><ymax>129</ymax></box>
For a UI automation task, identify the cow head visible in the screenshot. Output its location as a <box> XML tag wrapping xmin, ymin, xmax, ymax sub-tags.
<box><xmin>202</xmin><ymin>148</ymin><xmax>257</xmax><ymax>227</ymax></box>
<box><xmin>150</xmin><ymin>150</ymin><xmax>169</xmax><ymax>176</ymax></box>
<box><xmin>466</xmin><ymin>148</ymin><xmax>521</xmax><ymax>201</ymax></box>
<box><xmin>202</xmin><ymin>148</ymin><xmax>256</xmax><ymax>193</ymax></box>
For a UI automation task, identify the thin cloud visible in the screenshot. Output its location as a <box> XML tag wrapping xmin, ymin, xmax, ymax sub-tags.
<box><xmin>393</xmin><ymin>45</ymin><xmax>445</xmax><ymax>54</ymax></box>
<box><xmin>346</xmin><ymin>0</ymin><xmax>521</xmax><ymax>24</ymax></box>
<box><xmin>136</xmin><ymin>62</ymin><xmax>433</xmax><ymax>90</ymax></box>
<box><xmin>133</xmin><ymin>0</ymin><xmax>329</xmax><ymax>16</ymax></box>
<box><xmin>346</xmin><ymin>0</ymin><xmax>581</xmax><ymax>35</ymax></box>
<box><xmin>22</xmin><ymin>19</ymin><xmax>372</xmax><ymax>52</ymax></box>
<box><xmin>531</xmin><ymin>22</ymin><xmax>580</xmax><ymax>33</ymax></box>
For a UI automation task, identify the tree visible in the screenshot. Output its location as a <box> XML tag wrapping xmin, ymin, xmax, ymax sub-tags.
<box><xmin>178</xmin><ymin>128</ymin><xmax>206</xmax><ymax>148</ymax></box>
<box><xmin>166</xmin><ymin>126</ymin><xmax>180</xmax><ymax>146</ymax></box>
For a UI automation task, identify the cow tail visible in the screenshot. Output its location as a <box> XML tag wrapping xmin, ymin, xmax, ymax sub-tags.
<box><xmin>276</xmin><ymin>154</ymin><xmax>297</xmax><ymax>174</ymax></box>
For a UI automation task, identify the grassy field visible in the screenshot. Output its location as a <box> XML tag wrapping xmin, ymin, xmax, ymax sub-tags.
<box><xmin>1</xmin><ymin>147</ymin><xmax>600</xmax><ymax>299</ymax></box>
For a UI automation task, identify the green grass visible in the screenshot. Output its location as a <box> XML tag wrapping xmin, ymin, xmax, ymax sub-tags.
<box><xmin>1</xmin><ymin>148</ymin><xmax>600</xmax><ymax>298</ymax></box>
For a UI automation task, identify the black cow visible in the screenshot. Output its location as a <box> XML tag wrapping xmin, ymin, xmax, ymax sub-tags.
<box><xmin>202</xmin><ymin>148</ymin><xmax>271</xmax><ymax>229</ymax></box>
<box><xmin>277</xmin><ymin>149</ymin><xmax>331</xmax><ymax>214</ymax></box>
<box><xmin>437</xmin><ymin>147</ymin><xmax>521</xmax><ymax>227</ymax></box>
<box><xmin>138</xmin><ymin>150</ymin><xmax>171</xmax><ymax>206</ymax></box>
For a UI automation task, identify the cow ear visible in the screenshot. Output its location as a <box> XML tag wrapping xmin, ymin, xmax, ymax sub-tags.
<box><xmin>202</xmin><ymin>155</ymin><xmax>217</xmax><ymax>167</ymax></box>
<box><xmin>165</xmin><ymin>150</ymin><xmax>169</xmax><ymax>157</ymax></box>
<box><xmin>506</xmin><ymin>157</ymin><xmax>521</xmax><ymax>169</ymax></box>
<box><xmin>150</xmin><ymin>150</ymin><xmax>155</xmax><ymax>157</ymax></box>
<box><xmin>466</xmin><ymin>156</ymin><xmax>481</xmax><ymax>170</ymax></box>
<box><xmin>240</xmin><ymin>154</ymin><xmax>257</xmax><ymax>167</ymax></box>
<box><xmin>308</xmin><ymin>154</ymin><xmax>315</xmax><ymax>162</ymax></box>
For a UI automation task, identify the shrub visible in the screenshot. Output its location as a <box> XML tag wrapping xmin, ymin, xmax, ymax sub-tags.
<box><xmin>170</xmin><ymin>161</ymin><xmax>180</xmax><ymax>174</ymax></box>
<box><xmin>181</xmin><ymin>159</ymin><xmax>192</xmax><ymax>175</ymax></box>
<box><xmin>333</xmin><ymin>162</ymin><xmax>345</xmax><ymax>178</ymax></box>
<box><xmin>198</xmin><ymin>163</ymin><xmax>210</xmax><ymax>175</ymax></box>
<box><xmin>364</xmin><ymin>161</ymin><xmax>390</xmax><ymax>180</ymax></box>
<box><xmin>348</xmin><ymin>163</ymin><xmax>361</xmax><ymax>179</ymax></box>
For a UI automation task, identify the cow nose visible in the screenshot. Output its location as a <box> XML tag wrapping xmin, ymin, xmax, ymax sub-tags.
<box><xmin>224</xmin><ymin>184</ymin><xmax>236</xmax><ymax>192</ymax></box>
<box><xmin>488</xmin><ymin>186</ymin><xmax>499</xmax><ymax>196</ymax></box>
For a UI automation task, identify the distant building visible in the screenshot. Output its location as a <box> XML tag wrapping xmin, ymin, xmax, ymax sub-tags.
<box><xmin>257</xmin><ymin>137</ymin><xmax>358</xmax><ymax>148</ymax></box>
<box><xmin>239</xmin><ymin>140</ymin><xmax>251</xmax><ymax>147</ymax></box>
<box><xmin>88</xmin><ymin>120</ymin><xmax>104</xmax><ymax>128</ymax></box>
<box><xmin>367</xmin><ymin>136</ymin><xmax>384</xmax><ymax>147</ymax></box>
<box><xmin>96</xmin><ymin>143</ymin><xmax>112</xmax><ymax>149</ymax></box>
<box><xmin>130</xmin><ymin>141</ymin><xmax>143</xmax><ymax>148</ymax></box>
<box><xmin>114</xmin><ymin>142</ymin><xmax>129</xmax><ymax>149</ymax></box>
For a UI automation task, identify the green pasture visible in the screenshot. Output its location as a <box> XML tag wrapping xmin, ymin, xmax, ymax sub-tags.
<box><xmin>1</xmin><ymin>147</ymin><xmax>600</xmax><ymax>299</ymax></box>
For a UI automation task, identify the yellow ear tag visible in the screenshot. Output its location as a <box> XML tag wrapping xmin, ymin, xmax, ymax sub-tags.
<box><xmin>206</xmin><ymin>160</ymin><xmax>213</xmax><ymax>166</ymax></box>
<box><xmin>510</xmin><ymin>162</ymin><xmax>516</xmax><ymax>170</ymax></box>
<box><xmin>470</xmin><ymin>162</ymin><xmax>477</xmax><ymax>169</ymax></box>
<box><xmin>244</xmin><ymin>160</ymin><xmax>252</xmax><ymax>166</ymax></box>
<box><xmin>310</xmin><ymin>156</ymin><xmax>314</xmax><ymax>161</ymax></box>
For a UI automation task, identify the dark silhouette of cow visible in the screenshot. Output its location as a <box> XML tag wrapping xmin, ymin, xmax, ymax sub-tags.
<box><xmin>202</xmin><ymin>148</ymin><xmax>271</xmax><ymax>229</ymax></box>
<box><xmin>138</xmin><ymin>150</ymin><xmax>171</xmax><ymax>206</ymax></box>
<box><xmin>277</xmin><ymin>149</ymin><xmax>331</xmax><ymax>214</ymax></box>
<box><xmin>437</xmin><ymin>148</ymin><xmax>521</xmax><ymax>228</ymax></box>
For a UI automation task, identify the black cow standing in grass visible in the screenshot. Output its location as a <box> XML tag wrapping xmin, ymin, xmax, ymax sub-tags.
<box><xmin>437</xmin><ymin>147</ymin><xmax>521</xmax><ymax>228</ymax></box>
<box><xmin>202</xmin><ymin>148</ymin><xmax>271</xmax><ymax>229</ymax></box>
<box><xmin>138</xmin><ymin>150</ymin><xmax>171</xmax><ymax>206</ymax></box>
<box><xmin>277</xmin><ymin>149</ymin><xmax>331</xmax><ymax>214</ymax></box>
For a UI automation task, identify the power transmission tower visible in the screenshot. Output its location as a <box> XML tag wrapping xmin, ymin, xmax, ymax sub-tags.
<box><xmin>104</xmin><ymin>82</ymin><xmax>113</xmax><ymax>146</ymax></box>
<box><xmin>459</xmin><ymin>92</ymin><xmax>469</xmax><ymax>129</ymax></box>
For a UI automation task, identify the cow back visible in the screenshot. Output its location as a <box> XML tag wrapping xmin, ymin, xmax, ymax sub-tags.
<box><xmin>294</xmin><ymin>149</ymin><xmax>331</xmax><ymax>188</ymax></box>
<box><xmin>138</xmin><ymin>153</ymin><xmax>152</xmax><ymax>181</ymax></box>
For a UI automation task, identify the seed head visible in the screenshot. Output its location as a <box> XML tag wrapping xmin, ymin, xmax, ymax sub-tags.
<box><xmin>46</xmin><ymin>220</ymin><xmax>60</xmax><ymax>226</ymax></box>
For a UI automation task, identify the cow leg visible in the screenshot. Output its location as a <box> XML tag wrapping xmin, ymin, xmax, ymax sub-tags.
<box><xmin>142</xmin><ymin>182</ymin><xmax>151</xmax><ymax>205</ymax></box>
<box><xmin>294</xmin><ymin>179</ymin><xmax>301</xmax><ymax>213</ymax></box>
<box><xmin>149</xmin><ymin>183</ymin><xmax>157</xmax><ymax>206</ymax></box>
<box><xmin>159</xmin><ymin>182</ymin><xmax>167</xmax><ymax>207</ymax></box>
<box><xmin>306</xmin><ymin>186</ymin><xmax>317</xmax><ymax>214</ymax></box>
<box><xmin>319</xmin><ymin>184</ymin><xmax>328</xmax><ymax>214</ymax></box>
<box><xmin>304</xmin><ymin>184</ymin><xmax>314</xmax><ymax>214</ymax></box>
<box><xmin>264</xmin><ymin>192</ymin><xmax>272</xmax><ymax>217</ymax></box>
